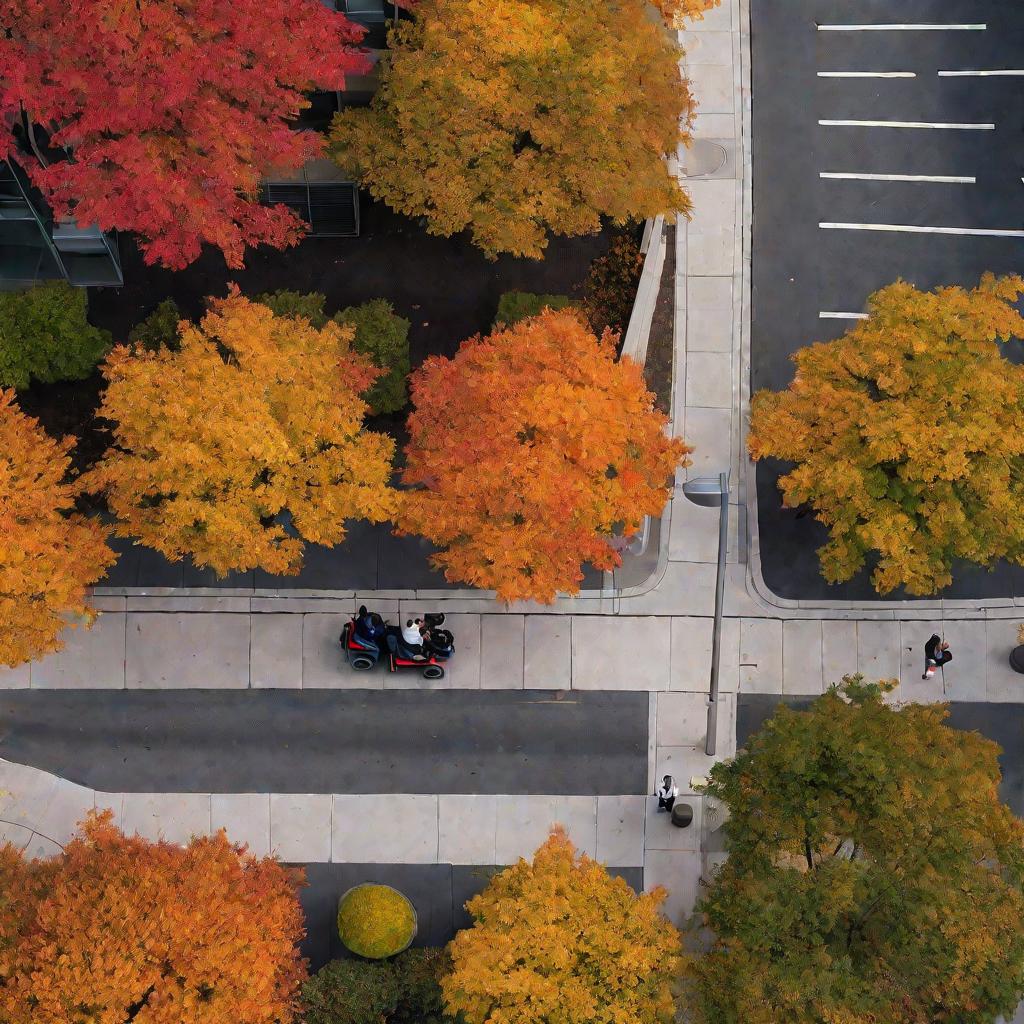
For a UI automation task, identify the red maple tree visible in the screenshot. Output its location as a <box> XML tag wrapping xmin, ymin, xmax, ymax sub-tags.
<box><xmin>0</xmin><ymin>0</ymin><xmax>368</xmax><ymax>269</ymax></box>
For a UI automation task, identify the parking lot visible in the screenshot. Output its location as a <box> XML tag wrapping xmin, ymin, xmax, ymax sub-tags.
<box><xmin>751</xmin><ymin>1</ymin><xmax>1024</xmax><ymax>600</ymax></box>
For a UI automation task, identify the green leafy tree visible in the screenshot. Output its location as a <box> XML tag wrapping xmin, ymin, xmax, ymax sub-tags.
<box><xmin>128</xmin><ymin>298</ymin><xmax>183</xmax><ymax>351</ymax></box>
<box><xmin>686</xmin><ymin>677</ymin><xmax>1024</xmax><ymax>1024</ymax></box>
<box><xmin>336</xmin><ymin>300</ymin><xmax>411</xmax><ymax>414</ymax></box>
<box><xmin>330</xmin><ymin>0</ymin><xmax>690</xmax><ymax>260</ymax></box>
<box><xmin>494</xmin><ymin>291</ymin><xmax>573</xmax><ymax>329</ymax></box>
<box><xmin>0</xmin><ymin>281</ymin><xmax>111</xmax><ymax>388</ymax></box>
<box><xmin>255</xmin><ymin>289</ymin><xmax>329</xmax><ymax>328</ymax></box>
<box><xmin>748</xmin><ymin>274</ymin><xmax>1024</xmax><ymax>595</ymax></box>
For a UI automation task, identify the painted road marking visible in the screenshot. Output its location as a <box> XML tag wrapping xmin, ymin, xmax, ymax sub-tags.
<box><xmin>820</xmin><ymin>172</ymin><xmax>975</xmax><ymax>183</ymax></box>
<box><xmin>817</xmin><ymin>24</ymin><xmax>985</xmax><ymax>32</ymax></box>
<box><xmin>939</xmin><ymin>70</ymin><xmax>1024</xmax><ymax>77</ymax></box>
<box><xmin>820</xmin><ymin>312</ymin><xmax>868</xmax><ymax>320</ymax></box>
<box><xmin>819</xmin><ymin>120</ymin><xmax>994</xmax><ymax>130</ymax></box>
<box><xmin>817</xmin><ymin>71</ymin><xmax>916</xmax><ymax>78</ymax></box>
<box><xmin>820</xmin><ymin>222</ymin><xmax>1024</xmax><ymax>238</ymax></box>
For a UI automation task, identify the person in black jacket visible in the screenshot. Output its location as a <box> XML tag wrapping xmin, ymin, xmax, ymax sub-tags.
<box><xmin>923</xmin><ymin>634</ymin><xmax>952</xmax><ymax>679</ymax></box>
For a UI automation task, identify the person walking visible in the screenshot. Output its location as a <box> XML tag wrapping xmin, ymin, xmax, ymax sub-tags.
<box><xmin>657</xmin><ymin>775</ymin><xmax>679</xmax><ymax>813</ymax></box>
<box><xmin>923</xmin><ymin>634</ymin><xmax>952</xmax><ymax>679</ymax></box>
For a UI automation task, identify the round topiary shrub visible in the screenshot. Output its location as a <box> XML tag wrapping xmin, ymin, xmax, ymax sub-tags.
<box><xmin>338</xmin><ymin>883</ymin><xmax>417</xmax><ymax>959</ymax></box>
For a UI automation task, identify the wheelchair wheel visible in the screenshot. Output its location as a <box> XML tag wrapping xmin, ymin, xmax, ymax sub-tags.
<box><xmin>421</xmin><ymin>664</ymin><xmax>445</xmax><ymax>680</ymax></box>
<box><xmin>351</xmin><ymin>655</ymin><xmax>375</xmax><ymax>671</ymax></box>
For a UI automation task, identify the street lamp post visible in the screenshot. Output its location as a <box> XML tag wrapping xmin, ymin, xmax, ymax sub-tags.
<box><xmin>681</xmin><ymin>471</ymin><xmax>730</xmax><ymax>756</ymax></box>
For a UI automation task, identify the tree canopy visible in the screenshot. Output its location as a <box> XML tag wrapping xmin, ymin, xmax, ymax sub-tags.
<box><xmin>653</xmin><ymin>0</ymin><xmax>722</xmax><ymax>27</ymax></box>
<box><xmin>330</xmin><ymin>0</ymin><xmax>690</xmax><ymax>259</ymax></box>
<box><xmin>0</xmin><ymin>812</ymin><xmax>307</xmax><ymax>1024</ymax></box>
<box><xmin>0</xmin><ymin>389</ymin><xmax>114</xmax><ymax>668</ymax></box>
<box><xmin>686</xmin><ymin>678</ymin><xmax>1024</xmax><ymax>1024</ymax></box>
<box><xmin>443</xmin><ymin>829</ymin><xmax>681</xmax><ymax>1024</ymax></box>
<box><xmin>397</xmin><ymin>309</ymin><xmax>690</xmax><ymax>602</ymax></box>
<box><xmin>748</xmin><ymin>274</ymin><xmax>1024</xmax><ymax>595</ymax></box>
<box><xmin>87</xmin><ymin>289</ymin><xmax>396</xmax><ymax>576</ymax></box>
<box><xmin>0</xmin><ymin>0</ymin><xmax>367</xmax><ymax>269</ymax></box>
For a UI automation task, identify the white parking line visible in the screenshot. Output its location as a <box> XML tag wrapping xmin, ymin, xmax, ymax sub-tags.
<box><xmin>819</xmin><ymin>312</ymin><xmax>868</xmax><ymax>320</ymax></box>
<box><xmin>817</xmin><ymin>24</ymin><xmax>985</xmax><ymax>32</ymax></box>
<box><xmin>817</xmin><ymin>71</ymin><xmax>916</xmax><ymax>78</ymax></box>
<box><xmin>820</xmin><ymin>172</ymin><xmax>975</xmax><ymax>183</ymax></box>
<box><xmin>939</xmin><ymin>70</ymin><xmax>1024</xmax><ymax>77</ymax></box>
<box><xmin>819</xmin><ymin>120</ymin><xmax>994</xmax><ymax>130</ymax></box>
<box><xmin>820</xmin><ymin>222</ymin><xmax>1024</xmax><ymax>238</ymax></box>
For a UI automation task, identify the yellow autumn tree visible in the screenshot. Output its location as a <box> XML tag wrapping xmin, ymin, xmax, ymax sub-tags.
<box><xmin>397</xmin><ymin>310</ymin><xmax>691</xmax><ymax>602</ymax></box>
<box><xmin>653</xmin><ymin>0</ymin><xmax>721</xmax><ymax>27</ymax></box>
<box><xmin>87</xmin><ymin>289</ymin><xmax>397</xmax><ymax>576</ymax></box>
<box><xmin>0</xmin><ymin>389</ymin><xmax>115</xmax><ymax>668</ymax></box>
<box><xmin>0</xmin><ymin>812</ymin><xmax>307</xmax><ymax>1024</ymax></box>
<box><xmin>748</xmin><ymin>274</ymin><xmax>1024</xmax><ymax>595</ymax></box>
<box><xmin>330</xmin><ymin>0</ymin><xmax>691</xmax><ymax>260</ymax></box>
<box><xmin>442</xmin><ymin>829</ymin><xmax>681</xmax><ymax>1024</ymax></box>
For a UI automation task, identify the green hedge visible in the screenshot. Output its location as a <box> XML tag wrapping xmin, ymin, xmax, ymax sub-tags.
<box><xmin>0</xmin><ymin>281</ymin><xmax>111</xmax><ymax>389</ymax></box>
<box><xmin>128</xmin><ymin>298</ymin><xmax>183</xmax><ymax>351</ymax></box>
<box><xmin>335</xmin><ymin>300</ymin><xmax>411</xmax><ymax>415</ymax></box>
<box><xmin>494</xmin><ymin>290</ymin><xmax>572</xmax><ymax>329</ymax></box>
<box><xmin>254</xmin><ymin>288</ymin><xmax>328</xmax><ymax>327</ymax></box>
<box><xmin>301</xmin><ymin>949</ymin><xmax>450</xmax><ymax>1024</ymax></box>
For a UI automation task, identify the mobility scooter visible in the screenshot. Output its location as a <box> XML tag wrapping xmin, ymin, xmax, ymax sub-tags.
<box><xmin>340</xmin><ymin>606</ymin><xmax>455</xmax><ymax>680</ymax></box>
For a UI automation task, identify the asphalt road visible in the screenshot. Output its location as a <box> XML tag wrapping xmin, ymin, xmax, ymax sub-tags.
<box><xmin>737</xmin><ymin>694</ymin><xmax>1024</xmax><ymax>815</ymax></box>
<box><xmin>0</xmin><ymin>690</ymin><xmax>648</xmax><ymax>796</ymax></box>
<box><xmin>751</xmin><ymin>0</ymin><xmax>1024</xmax><ymax>601</ymax></box>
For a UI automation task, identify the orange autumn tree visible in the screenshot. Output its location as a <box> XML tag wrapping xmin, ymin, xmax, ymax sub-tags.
<box><xmin>748</xmin><ymin>274</ymin><xmax>1024</xmax><ymax>596</ymax></box>
<box><xmin>398</xmin><ymin>310</ymin><xmax>690</xmax><ymax>602</ymax></box>
<box><xmin>330</xmin><ymin>0</ymin><xmax>691</xmax><ymax>260</ymax></box>
<box><xmin>0</xmin><ymin>389</ymin><xmax>114</xmax><ymax>668</ymax></box>
<box><xmin>88</xmin><ymin>289</ymin><xmax>396</xmax><ymax>576</ymax></box>
<box><xmin>0</xmin><ymin>812</ymin><xmax>307</xmax><ymax>1024</ymax></box>
<box><xmin>442</xmin><ymin>829</ymin><xmax>682</xmax><ymax>1024</ymax></box>
<box><xmin>653</xmin><ymin>0</ymin><xmax>721</xmax><ymax>26</ymax></box>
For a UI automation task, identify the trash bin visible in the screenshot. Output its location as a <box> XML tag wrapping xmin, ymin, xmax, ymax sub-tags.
<box><xmin>671</xmin><ymin>803</ymin><xmax>694</xmax><ymax>828</ymax></box>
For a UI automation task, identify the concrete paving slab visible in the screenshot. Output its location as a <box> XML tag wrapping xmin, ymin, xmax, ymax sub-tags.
<box><xmin>644</xmin><ymin>794</ymin><xmax>703</xmax><ymax>851</ymax></box>
<box><xmin>669</xmin><ymin>500</ymin><xmax>739</xmax><ymax>563</ymax></box>
<box><xmin>684</xmin><ymin>1</ymin><xmax>731</xmax><ymax>31</ymax></box>
<box><xmin>986</xmin><ymin>619</ymin><xmax>1023</xmax><ymax>702</ymax></box>
<box><xmin>251</xmin><ymin>615</ymin><xmax>303</xmax><ymax>688</ymax></box>
<box><xmin>0</xmin><ymin>662</ymin><xmax>30</xmax><ymax>689</ymax></box>
<box><xmin>32</xmin><ymin>613</ymin><xmax>126</xmax><ymax>689</ymax></box>
<box><xmin>822</xmin><ymin>620</ymin><xmax>858</xmax><ymax>688</ymax></box>
<box><xmin>652</xmin><ymin>744</ymin><xmax>719</xmax><ymax>790</ymax></box>
<box><xmin>126</xmin><ymin>613</ymin><xmax>249</xmax><ymax>688</ymax></box>
<box><xmin>686</xmin><ymin>226</ymin><xmax>734</xmax><ymax>276</ymax></box>
<box><xmin>644</xmin><ymin>849</ymin><xmax>703</xmax><ymax>927</ymax></box>
<box><xmin>494</xmin><ymin>795</ymin><xmax>597</xmax><ymax>863</ymax></box>
<box><xmin>938</xmin><ymin>619</ymin><xmax>987</xmax><ymax>702</ymax></box>
<box><xmin>572</xmin><ymin>617</ymin><xmax>671</xmax><ymax>690</ymax></box>
<box><xmin>24</xmin><ymin>833</ymin><xmax>63</xmax><ymax>859</ymax></box>
<box><xmin>670</xmin><ymin>617</ymin><xmax>712</xmax><ymax>691</ymax></box>
<box><xmin>739</xmin><ymin>618</ymin><xmax>782</xmax><ymax>694</ymax></box>
<box><xmin>687</xmin><ymin>63</ymin><xmax>735</xmax><ymax>115</ymax></box>
<box><xmin>680</xmin><ymin>30</ymin><xmax>733</xmax><ymax>65</ymax></box>
<box><xmin>719</xmin><ymin>617</ymin><xmax>741</xmax><ymax>693</ymax></box>
<box><xmin>691</xmin><ymin>113</ymin><xmax>735</xmax><ymax>139</ymax></box>
<box><xmin>332</xmin><ymin>794</ymin><xmax>439</xmax><ymax>864</ymax></box>
<box><xmin>523</xmin><ymin>617</ymin><xmax>571</xmax><ymax>689</ymax></box>
<box><xmin>444</xmin><ymin>614</ymin><xmax>481</xmax><ymax>689</ymax></box>
<box><xmin>211</xmin><ymin>793</ymin><xmax>271</xmax><ymax>857</ymax></box>
<box><xmin>0</xmin><ymin>821</ymin><xmax>32</xmax><ymax>851</ymax></box>
<box><xmin>118</xmin><ymin>793</ymin><xmax>211</xmax><ymax>844</ymax></box>
<box><xmin>657</xmin><ymin>691</ymin><xmax>711</xmax><ymax>748</ymax></box>
<box><xmin>270</xmin><ymin>794</ymin><xmax>332</xmax><ymax>862</ymax></box>
<box><xmin>687</xmin><ymin>301</ymin><xmax>733</xmax><ymax>353</ymax></box>
<box><xmin>480</xmin><ymin>616</ymin><xmax>524</xmax><ymax>689</ymax></box>
<box><xmin>0</xmin><ymin>762</ymin><xmax>93</xmax><ymax>845</ymax></box>
<box><xmin>302</xmin><ymin>614</ymin><xmax>379</xmax><ymax>689</ymax></box>
<box><xmin>856</xmin><ymin>620</ymin><xmax>900</xmax><ymax>685</ymax></box>
<box><xmin>782</xmin><ymin>619</ymin><xmax>823</xmax><ymax>695</ymax></box>
<box><xmin>596</xmin><ymin>795</ymin><xmax>645</xmax><ymax>867</ymax></box>
<box><xmin>681</xmin><ymin>407</ymin><xmax>732</xmax><ymax>476</ymax></box>
<box><xmin>685</xmin><ymin>350</ymin><xmax>732</xmax><ymax>409</ymax></box>
<box><xmin>438</xmin><ymin>794</ymin><xmax>497</xmax><ymax>864</ymax></box>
